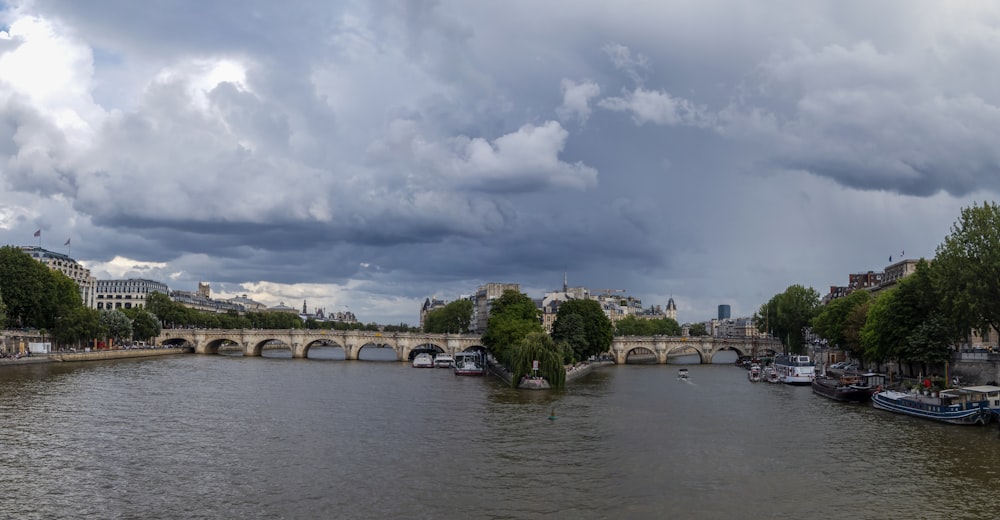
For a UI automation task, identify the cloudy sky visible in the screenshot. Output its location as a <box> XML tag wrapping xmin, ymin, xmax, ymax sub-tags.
<box><xmin>0</xmin><ymin>1</ymin><xmax>996</xmax><ymax>325</ymax></box>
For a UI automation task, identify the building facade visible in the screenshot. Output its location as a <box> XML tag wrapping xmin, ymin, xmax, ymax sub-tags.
<box><xmin>95</xmin><ymin>278</ymin><xmax>169</xmax><ymax>310</ymax></box>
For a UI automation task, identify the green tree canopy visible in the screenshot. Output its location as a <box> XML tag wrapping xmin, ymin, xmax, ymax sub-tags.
<box><xmin>100</xmin><ymin>309</ymin><xmax>133</xmax><ymax>345</ymax></box>
<box><xmin>861</xmin><ymin>260</ymin><xmax>951</xmax><ymax>368</ymax></box>
<box><xmin>505</xmin><ymin>331</ymin><xmax>566</xmax><ymax>389</ymax></box>
<box><xmin>123</xmin><ymin>308</ymin><xmax>162</xmax><ymax>343</ymax></box>
<box><xmin>481</xmin><ymin>290</ymin><xmax>543</xmax><ymax>365</ymax></box>
<box><xmin>53</xmin><ymin>306</ymin><xmax>103</xmax><ymax>349</ymax></box>
<box><xmin>423</xmin><ymin>299</ymin><xmax>473</xmax><ymax>333</ymax></box>
<box><xmin>0</xmin><ymin>290</ymin><xmax>7</xmax><ymax>330</ymax></box>
<box><xmin>933</xmin><ymin>201</ymin><xmax>1000</xmax><ymax>337</ymax></box>
<box><xmin>0</xmin><ymin>245</ymin><xmax>80</xmax><ymax>329</ymax></box>
<box><xmin>614</xmin><ymin>315</ymin><xmax>681</xmax><ymax>336</ymax></box>
<box><xmin>757</xmin><ymin>284</ymin><xmax>820</xmax><ymax>353</ymax></box>
<box><xmin>688</xmin><ymin>322</ymin><xmax>708</xmax><ymax>336</ymax></box>
<box><xmin>551</xmin><ymin>299</ymin><xmax>613</xmax><ymax>360</ymax></box>
<box><xmin>811</xmin><ymin>289</ymin><xmax>870</xmax><ymax>358</ymax></box>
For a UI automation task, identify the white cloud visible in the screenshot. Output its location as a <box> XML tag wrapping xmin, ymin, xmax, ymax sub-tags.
<box><xmin>556</xmin><ymin>79</ymin><xmax>600</xmax><ymax>124</ymax></box>
<box><xmin>599</xmin><ymin>87</ymin><xmax>711</xmax><ymax>127</ymax></box>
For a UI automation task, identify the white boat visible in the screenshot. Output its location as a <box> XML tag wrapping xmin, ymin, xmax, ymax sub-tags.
<box><xmin>748</xmin><ymin>364</ymin><xmax>761</xmax><ymax>382</ymax></box>
<box><xmin>453</xmin><ymin>351</ymin><xmax>486</xmax><ymax>376</ymax></box>
<box><xmin>411</xmin><ymin>352</ymin><xmax>434</xmax><ymax>368</ymax></box>
<box><xmin>433</xmin><ymin>353</ymin><xmax>454</xmax><ymax>368</ymax></box>
<box><xmin>762</xmin><ymin>365</ymin><xmax>779</xmax><ymax>383</ymax></box>
<box><xmin>678</xmin><ymin>368</ymin><xmax>689</xmax><ymax>380</ymax></box>
<box><xmin>773</xmin><ymin>354</ymin><xmax>815</xmax><ymax>385</ymax></box>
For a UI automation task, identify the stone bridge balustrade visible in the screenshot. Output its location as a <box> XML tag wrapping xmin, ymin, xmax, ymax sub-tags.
<box><xmin>157</xmin><ymin>329</ymin><xmax>485</xmax><ymax>361</ymax></box>
<box><xmin>610</xmin><ymin>336</ymin><xmax>783</xmax><ymax>364</ymax></box>
<box><xmin>159</xmin><ymin>328</ymin><xmax>780</xmax><ymax>365</ymax></box>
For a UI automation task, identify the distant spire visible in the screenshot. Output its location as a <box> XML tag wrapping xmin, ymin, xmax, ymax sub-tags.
<box><xmin>302</xmin><ymin>300</ymin><xmax>307</xmax><ymax>314</ymax></box>
<box><xmin>563</xmin><ymin>272</ymin><xmax>568</xmax><ymax>292</ymax></box>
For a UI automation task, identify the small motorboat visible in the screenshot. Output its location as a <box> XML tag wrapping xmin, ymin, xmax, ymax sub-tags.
<box><xmin>748</xmin><ymin>363</ymin><xmax>762</xmax><ymax>382</ymax></box>
<box><xmin>678</xmin><ymin>368</ymin><xmax>689</xmax><ymax>380</ymax></box>
<box><xmin>411</xmin><ymin>352</ymin><xmax>434</xmax><ymax>368</ymax></box>
<box><xmin>433</xmin><ymin>353</ymin><xmax>454</xmax><ymax>368</ymax></box>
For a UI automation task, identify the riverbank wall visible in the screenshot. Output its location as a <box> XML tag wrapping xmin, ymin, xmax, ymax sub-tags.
<box><xmin>1</xmin><ymin>347</ymin><xmax>191</xmax><ymax>367</ymax></box>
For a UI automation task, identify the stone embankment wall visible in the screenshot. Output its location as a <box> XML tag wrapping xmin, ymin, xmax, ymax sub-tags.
<box><xmin>950</xmin><ymin>358</ymin><xmax>1000</xmax><ymax>385</ymax></box>
<box><xmin>0</xmin><ymin>347</ymin><xmax>191</xmax><ymax>367</ymax></box>
<box><xmin>51</xmin><ymin>348</ymin><xmax>191</xmax><ymax>362</ymax></box>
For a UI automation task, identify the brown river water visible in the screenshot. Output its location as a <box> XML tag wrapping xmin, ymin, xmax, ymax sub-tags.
<box><xmin>2</xmin><ymin>348</ymin><xmax>999</xmax><ymax>519</ymax></box>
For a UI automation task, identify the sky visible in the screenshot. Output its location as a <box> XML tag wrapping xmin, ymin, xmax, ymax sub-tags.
<box><xmin>0</xmin><ymin>1</ymin><xmax>997</xmax><ymax>326</ymax></box>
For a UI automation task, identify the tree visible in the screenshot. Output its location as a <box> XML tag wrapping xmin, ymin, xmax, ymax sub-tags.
<box><xmin>53</xmin><ymin>306</ymin><xmax>103</xmax><ymax>349</ymax></box>
<box><xmin>861</xmin><ymin>260</ymin><xmax>950</xmax><ymax>372</ymax></box>
<box><xmin>505</xmin><ymin>331</ymin><xmax>566</xmax><ymax>389</ymax></box>
<box><xmin>811</xmin><ymin>289</ymin><xmax>870</xmax><ymax>358</ymax></box>
<box><xmin>100</xmin><ymin>309</ymin><xmax>134</xmax><ymax>346</ymax></box>
<box><xmin>757</xmin><ymin>285</ymin><xmax>820</xmax><ymax>353</ymax></box>
<box><xmin>614</xmin><ymin>315</ymin><xmax>681</xmax><ymax>336</ymax></box>
<box><xmin>551</xmin><ymin>299</ymin><xmax>613</xmax><ymax>360</ymax></box>
<box><xmin>841</xmin><ymin>299</ymin><xmax>871</xmax><ymax>360</ymax></box>
<box><xmin>480</xmin><ymin>290</ymin><xmax>543</xmax><ymax>365</ymax></box>
<box><xmin>688</xmin><ymin>322</ymin><xmax>708</xmax><ymax>336</ymax></box>
<box><xmin>0</xmin><ymin>246</ymin><xmax>61</xmax><ymax>328</ymax></box>
<box><xmin>124</xmin><ymin>308</ymin><xmax>162</xmax><ymax>344</ymax></box>
<box><xmin>551</xmin><ymin>312</ymin><xmax>586</xmax><ymax>362</ymax></box>
<box><xmin>423</xmin><ymin>299</ymin><xmax>473</xmax><ymax>333</ymax></box>
<box><xmin>932</xmin><ymin>201</ymin><xmax>1000</xmax><ymax>337</ymax></box>
<box><xmin>0</xmin><ymin>290</ymin><xmax>7</xmax><ymax>330</ymax></box>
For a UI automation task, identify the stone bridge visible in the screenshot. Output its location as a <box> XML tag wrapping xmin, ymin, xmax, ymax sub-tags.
<box><xmin>157</xmin><ymin>329</ymin><xmax>485</xmax><ymax>361</ymax></box>
<box><xmin>610</xmin><ymin>336</ymin><xmax>783</xmax><ymax>364</ymax></box>
<box><xmin>159</xmin><ymin>328</ymin><xmax>781</xmax><ymax>365</ymax></box>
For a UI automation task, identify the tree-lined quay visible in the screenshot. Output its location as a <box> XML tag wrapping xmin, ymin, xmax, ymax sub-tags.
<box><xmin>756</xmin><ymin>202</ymin><xmax>1000</xmax><ymax>381</ymax></box>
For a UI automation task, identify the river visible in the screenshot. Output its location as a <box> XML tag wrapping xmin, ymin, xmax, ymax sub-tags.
<box><xmin>2</xmin><ymin>349</ymin><xmax>1000</xmax><ymax>519</ymax></box>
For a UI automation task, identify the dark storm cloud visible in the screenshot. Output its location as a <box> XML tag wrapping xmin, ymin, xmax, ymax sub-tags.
<box><xmin>2</xmin><ymin>1</ymin><xmax>1000</xmax><ymax>323</ymax></box>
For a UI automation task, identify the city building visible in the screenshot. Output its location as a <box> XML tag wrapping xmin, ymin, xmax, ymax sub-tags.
<box><xmin>471</xmin><ymin>282</ymin><xmax>520</xmax><ymax>334</ymax></box>
<box><xmin>226</xmin><ymin>294</ymin><xmax>266</xmax><ymax>312</ymax></box>
<box><xmin>170</xmin><ymin>283</ymin><xmax>244</xmax><ymax>314</ymax></box>
<box><xmin>20</xmin><ymin>246</ymin><xmax>96</xmax><ymax>308</ymax></box>
<box><xmin>267</xmin><ymin>301</ymin><xmax>298</xmax><ymax>314</ymax></box>
<box><xmin>665</xmin><ymin>297</ymin><xmax>677</xmax><ymax>321</ymax></box>
<box><xmin>718</xmin><ymin>304</ymin><xmax>731</xmax><ymax>320</ymax></box>
<box><xmin>539</xmin><ymin>277</ymin><xmax>590</xmax><ymax>332</ymax></box>
<box><xmin>823</xmin><ymin>257</ymin><xmax>922</xmax><ymax>304</ymax></box>
<box><xmin>95</xmin><ymin>278</ymin><xmax>169</xmax><ymax>310</ymax></box>
<box><xmin>419</xmin><ymin>297</ymin><xmax>448</xmax><ymax>329</ymax></box>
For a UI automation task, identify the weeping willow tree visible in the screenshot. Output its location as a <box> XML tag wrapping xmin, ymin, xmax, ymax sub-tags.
<box><xmin>507</xmin><ymin>331</ymin><xmax>566</xmax><ymax>389</ymax></box>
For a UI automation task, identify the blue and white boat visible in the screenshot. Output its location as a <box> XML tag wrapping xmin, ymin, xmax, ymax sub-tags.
<box><xmin>871</xmin><ymin>386</ymin><xmax>999</xmax><ymax>425</ymax></box>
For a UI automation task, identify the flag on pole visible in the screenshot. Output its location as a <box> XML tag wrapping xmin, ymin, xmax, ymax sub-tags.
<box><xmin>64</xmin><ymin>238</ymin><xmax>71</xmax><ymax>246</ymax></box>
<box><xmin>33</xmin><ymin>229</ymin><xmax>40</xmax><ymax>237</ymax></box>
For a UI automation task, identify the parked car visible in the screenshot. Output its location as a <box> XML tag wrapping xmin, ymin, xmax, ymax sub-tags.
<box><xmin>841</xmin><ymin>363</ymin><xmax>858</xmax><ymax>371</ymax></box>
<box><xmin>829</xmin><ymin>362</ymin><xmax>847</xmax><ymax>369</ymax></box>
